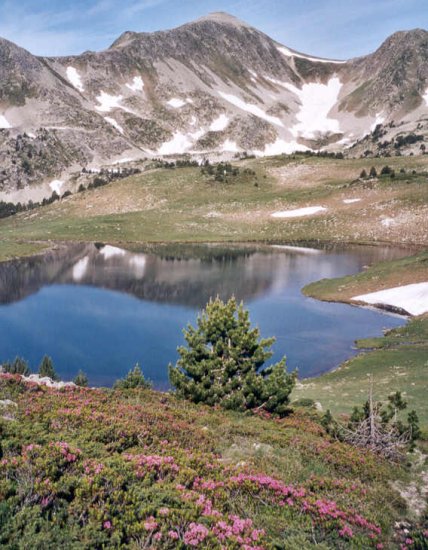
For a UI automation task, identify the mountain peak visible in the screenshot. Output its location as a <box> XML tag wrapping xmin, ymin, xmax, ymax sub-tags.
<box><xmin>193</xmin><ymin>12</ymin><xmax>250</xmax><ymax>27</ymax></box>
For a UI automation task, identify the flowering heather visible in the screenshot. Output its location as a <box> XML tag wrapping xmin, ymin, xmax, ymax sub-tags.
<box><xmin>0</xmin><ymin>374</ymin><xmax>416</xmax><ymax>548</ymax></box>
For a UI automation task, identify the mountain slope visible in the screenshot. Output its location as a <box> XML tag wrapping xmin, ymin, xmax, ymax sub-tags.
<box><xmin>0</xmin><ymin>13</ymin><xmax>427</xmax><ymax>195</ymax></box>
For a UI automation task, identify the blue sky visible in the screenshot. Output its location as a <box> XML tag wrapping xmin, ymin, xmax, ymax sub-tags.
<box><xmin>0</xmin><ymin>0</ymin><xmax>427</xmax><ymax>58</ymax></box>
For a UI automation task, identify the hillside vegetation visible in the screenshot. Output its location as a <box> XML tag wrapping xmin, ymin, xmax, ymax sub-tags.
<box><xmin>0</xmin><ymin>375</ymin><xmax>425</xmax><ymax>549</ymax></box>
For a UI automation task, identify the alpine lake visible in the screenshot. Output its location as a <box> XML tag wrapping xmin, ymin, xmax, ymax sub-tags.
<box><xmin>0</xmin><ymin>242</ymin><xmax>412</xmax><ymax>388</ymax></box>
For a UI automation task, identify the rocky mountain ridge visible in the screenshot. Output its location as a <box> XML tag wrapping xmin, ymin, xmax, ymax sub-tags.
<box><xmin>0</xmin><ymin>12</ymin><xmax>427</xmax><ymax>197</ymax></box>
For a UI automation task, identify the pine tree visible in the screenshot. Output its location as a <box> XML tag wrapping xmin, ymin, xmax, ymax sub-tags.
<box><xmin>38</xmin><ymin>355</ymin><xmax>59</xmax><ymax>381</ymax></box>
<box><xmin>74</xmin><ymin>370</ymin><xmax>89</xmax><ymax>387</ymax></box>
<box><xmin>3</xmin><ymin>357</ymin><xmax>30</xmax><ymax>376</ymax></box>
<box><xmin>369</xmin><ymin>166</ymin><xmax>377</xmax><ymax>178</ymax></box>
<box><xmin>114</xmin><ymin>364</ymin><xmax>151</xmax><ymax>390</ymax></box>
<box><xmin>169</xmin><ymin>297</ymin><xmax>295</xmax><ymax>415</ymax></box>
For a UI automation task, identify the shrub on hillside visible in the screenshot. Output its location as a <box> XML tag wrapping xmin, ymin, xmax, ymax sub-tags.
<box><xmin>169</xmin><ymin>297</ymin><xmax>296</xmax><ymax>416</ymax></box>
<box><xmin>321</xmin><ymin>391</ymin><xmax>420</xmax><ymax>459</ymax></box>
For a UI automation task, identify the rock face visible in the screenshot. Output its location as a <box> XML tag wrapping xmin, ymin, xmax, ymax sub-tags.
<box><xmin>0</xmin><ymin>12</ymin><xmax>427</xmax><ymax>192</ymax></box>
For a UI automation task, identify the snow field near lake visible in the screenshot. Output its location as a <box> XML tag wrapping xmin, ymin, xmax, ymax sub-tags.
<box><xmin>104</xmin><ymin>117</ymin><xmax>124</xmax><ymax>134</ymax></box>
<box><xmin>126</xmin><ymin>76</ymin><xmax>144</xmax><ymax>92</ymax></box>
<box><xmin>352</xmin><ymin>282</ymin><xmax>428</xmax><ymax>316</ymax></box>
<box><xmin>218</xmin><ymin>91</ymin><xmax>284</xmax><ymax>127</ymax></box>
<box><xmin>285</xmin><ymin>77</ymin><xmax>342</xmax><ymax>139</ymax></box>
<box><xmin>0</xmin><ymin>115</ymin><xmax>11</xmax><ymax>129</ymax></box>
<box><xmin>277</xmin><ymin>46</ymin><xmax>346</xmax><ymax>64</ymax></box>
<box><xmin>271</xmin><ymin>206</ymin><xmax>327</xmax><ymax>218</ymax></box>
<box><xmin>66</xmin><ymin>67</ymin><xmax>84</xmax><ymax>92</ymax></box>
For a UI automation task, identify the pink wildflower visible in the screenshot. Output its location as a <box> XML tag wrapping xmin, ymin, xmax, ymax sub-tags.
<box><xmin>184</xmin><ymin>523</ymin><xmax>209</xmax><ymax>546</ymax></box>
<box><xmin>339</xmin><ymin>525</ymin><xmax>353</xmax><ymax>538</ymax></box>
<box><xmin>143</xmin><ymin>517</ymin><xmax>158</xmax><ymax>531</ymax></box>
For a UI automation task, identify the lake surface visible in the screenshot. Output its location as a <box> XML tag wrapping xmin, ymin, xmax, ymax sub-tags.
<box><xmin>0</xmin><ymin>242</ymin><xmax>411</xmax><ymax>388</ymax></box>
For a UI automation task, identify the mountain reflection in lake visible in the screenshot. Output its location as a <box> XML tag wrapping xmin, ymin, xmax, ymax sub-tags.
<box><xmin>0</xmin><ymin>243</ymin><xmax>409</xmax><ymax>388</ymax></box>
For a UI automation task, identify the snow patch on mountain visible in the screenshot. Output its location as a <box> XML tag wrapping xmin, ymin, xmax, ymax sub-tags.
<box><xmin>221</xmin><ymin>139</ymin><xmax>239</xmax><ymax>152</ymax></box>
<box><xmin>49</xmin><ymin>180</ymin><xmax>64</xmax><ymax>194</ymax></box>
<box><xmin>254</xmin><ymin>138</ymin><xmax>308</xmax><ymax>156</ymax></box>
<box><xmin>285</xmin><ymin>77</ymin><xmax>342</xmax><ymax>138</ymax></box>
<box><xmin>0</xmin><ymin>115</ymin><xmax>11</xmax><ymax>129</ymax></box>
<box><xmin>265</xmin><ymin>76</ymin><xmax>288</xmax><ymax>89</ymax></box>
<box><xmin>96</xmin><ymin>91</ymin><xmax>128</xmax><ymax>112</ymax></box>
<box><xmin>158</xmin><ymin>132</ymin><xmax>193</xmax><ymax>154</ymax></box>
<box><xmin>66</xmin><ymin>67</ymin><xmax>84</xmax><ymax>92</ymax></box>
<box><xmin>104</xmin><ymin>117</ymin><xmax>124</xmax><ymax>134</ymax></box>
<box><xmin>189</xmin><ymin>128</ymin><xmax>205</xmax><ymax>140</ymax></box>
<box><xmin>423</xmin><ymin>88</ymin><xmax>428</xmax><ymax>106</ymax></box>
<box><xmin>371</xmin><ymin>112</ymin><xmax>385</xmax><ymax>131</ymax></box>
<box><xmin>210</xmin><ymin>114</ymin><xmax>229</xmax><ymax>131</ymax></box>
<box><xmin>167</xmin><ymin>98</ymin><xmax>186</xmax><ymax>108</ymax></box>
<box><xmin>218</xmin><ymin>91</ymin><xmax>284</xmax><ymax>127</ymax></box>
<box><xmin>126</xmin><ymin>76</ymin><xmax>144</xmax><ymax>92</ymax></box>
<box><xmin>277</xmin><ymin>46</ymin><xmax>346</xmax><ymax>64</ymax></box>
<box><xmin>343</xmin><ymin>198</ymin><xmax>361</xmax><ymax>204</ymax></box>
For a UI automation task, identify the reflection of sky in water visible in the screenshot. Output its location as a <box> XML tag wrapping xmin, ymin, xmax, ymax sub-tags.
<box><xmin>0</xmin><ymin>245</ymin><xmax>407</xmax><ymax>388</ymax></box>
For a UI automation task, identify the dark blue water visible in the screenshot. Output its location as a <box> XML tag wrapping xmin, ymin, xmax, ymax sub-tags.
<box><xmin>0</xmin><ymin>243</ymin><xmax>408</xmax><ymax>388</ymax></box>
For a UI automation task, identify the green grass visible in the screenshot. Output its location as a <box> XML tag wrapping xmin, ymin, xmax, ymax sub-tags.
<box><xmin>1</xmin><ymin>154</ymin><xmax>427</xmax><ymax>263</ymax></box>
<box><xmin>292</xmin><ymin>316</ymin><xmax>428</xmax><ymax>428</ymax></box>
<box><xmin>356</xmin><ymin>315</ymin><xmax>428</xmax><ymax>349</ymax></box>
